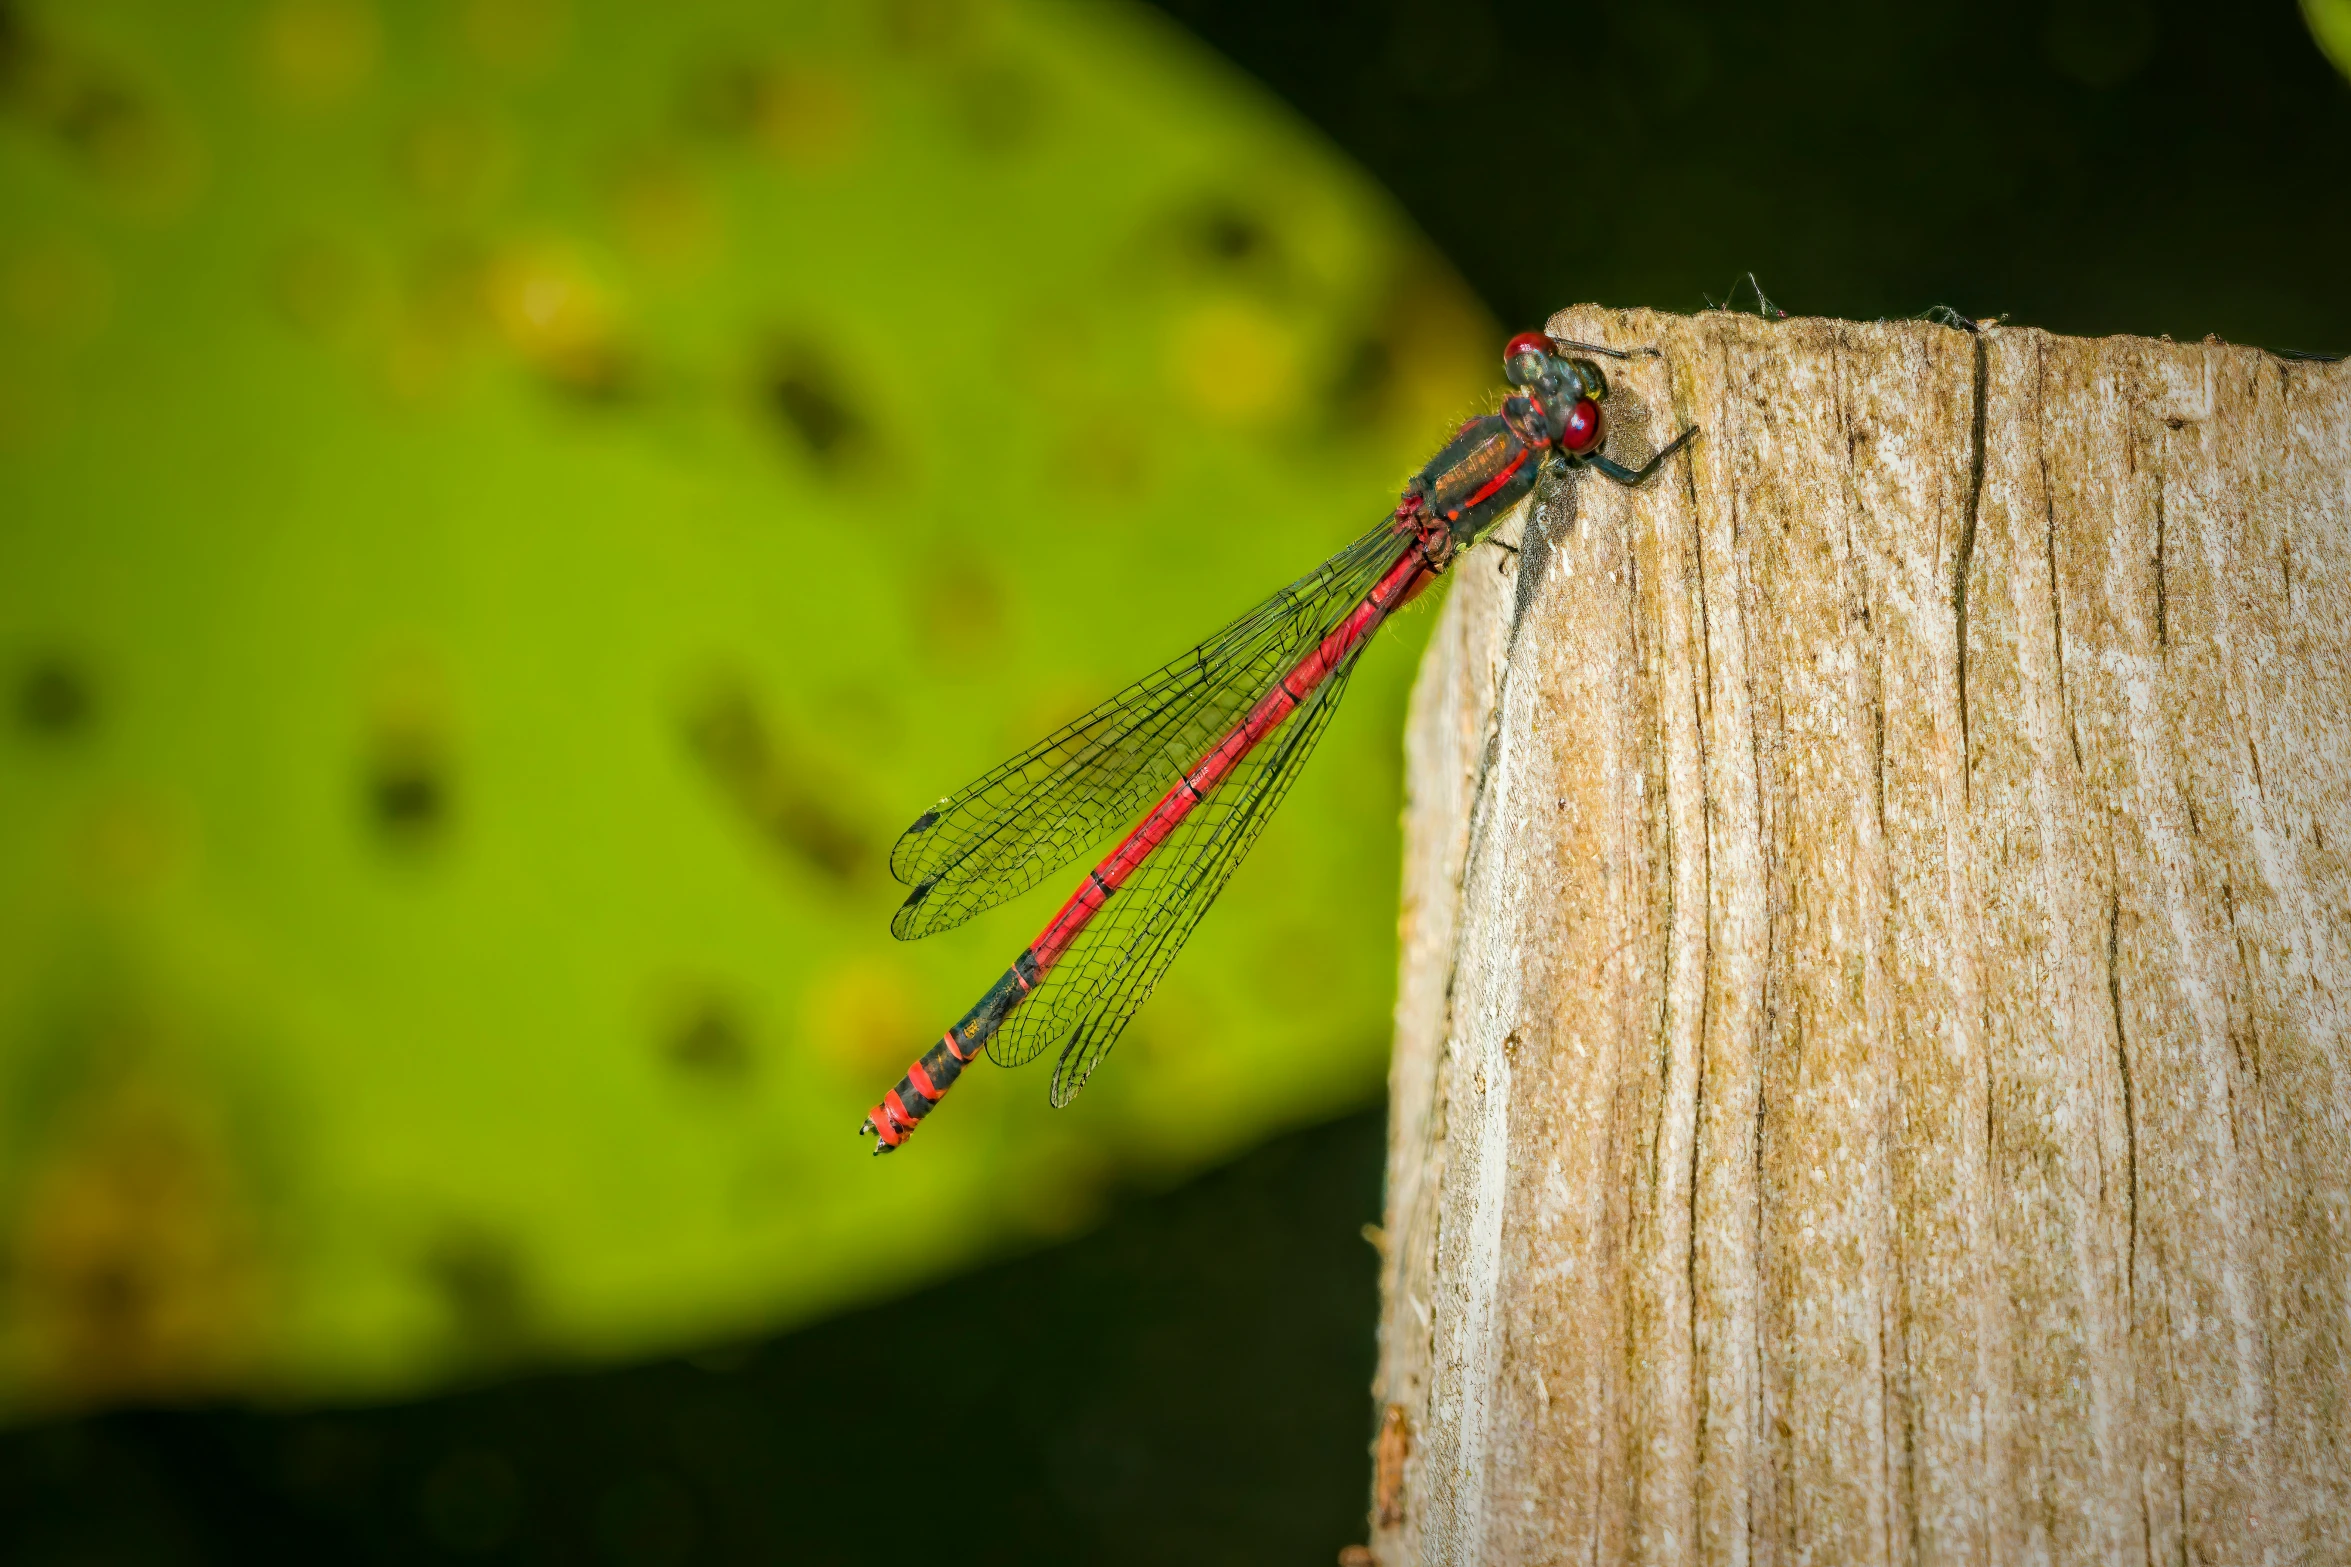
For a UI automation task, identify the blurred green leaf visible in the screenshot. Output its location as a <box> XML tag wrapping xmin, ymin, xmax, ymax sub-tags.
<box><xmin>2308</xmin><ymin>0</ymin><xmax>2351</xmax><ymax>82</ymax></box>
<box><xmin>0</xmin><ymin>0</ymin><xmax>1494</xmax><ymax>1412</ymax></box>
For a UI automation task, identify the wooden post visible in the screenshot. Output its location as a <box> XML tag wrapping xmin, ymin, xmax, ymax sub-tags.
<box><xmin>1369</xmin><ymin>308</ymin><xmax>2351</xmax><ymax>1565</ymax></box>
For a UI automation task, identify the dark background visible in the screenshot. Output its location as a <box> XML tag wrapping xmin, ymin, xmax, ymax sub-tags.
<box><xmin>1159</xmin><ymin>0</ymin><xmax>2351</xmax><ymax>353</ymax></box>
<box><xmin>4</xmin><ymin>2</ymin><xmax>2344</xmax><ymax>1563</ymax></box>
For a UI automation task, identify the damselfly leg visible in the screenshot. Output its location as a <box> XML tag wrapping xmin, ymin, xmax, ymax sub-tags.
<box><xmin>1544</xmin><ymin>337</ymin><xmax>1658</xmax><ymax>361</ymax></box>
<box><xmin>1588</xmin><ymin>425</ymin><xmax>1700</xmax><ymax>487</ymax></box>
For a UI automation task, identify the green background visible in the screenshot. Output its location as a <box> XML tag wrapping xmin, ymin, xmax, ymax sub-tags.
<box><xmin>0</xmin><ymin>0</ymin><xmax>1492</xmax><ymax>1414</ymax></box>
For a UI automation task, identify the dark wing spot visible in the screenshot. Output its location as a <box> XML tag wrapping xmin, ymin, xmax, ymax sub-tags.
<box><xmin>908</xmin><ymin>809</ymin><xmax>939</xmax><ymax>833</ymax></box>
<box><xmin>16</xmin><ymin>654</ymin><xmax>92</xmax><ymax>737</ymax></box>
<box><xmin>902</xmin><ymin>877</ymin><xmax>934</xmax><ymax>908</ymax></box>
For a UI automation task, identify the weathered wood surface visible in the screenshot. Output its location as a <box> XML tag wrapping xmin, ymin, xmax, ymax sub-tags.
<box><xmin>1370</xmin><ymin>307</ymin><xmax>2351</xmax><ymax>1566</ymax></box>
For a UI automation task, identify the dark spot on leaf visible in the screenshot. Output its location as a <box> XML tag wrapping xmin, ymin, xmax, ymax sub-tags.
<box><xmin>665</xmin><ymin>997</ymin><xmax>752</xmax><ymax>1082</ymax></box>
<box><xmin>1147</xmin><ymin>196</ymin><xmax>1296</xmax><ymax>301</ymax></box>
<box><xmin>1329</xmin><ymin>333</ymin><xmax>1396</xmax><ymax>426</ymax></box>
<box><xmin>0</xmin><ymin>3</ymin><xmax>32</xmax><ymax>98</ymax></box>
<box><xmin>678</xmin><ymin>55</ymin><xmax>858</xmax><ymax>167</ymax></box>
<box><xmin>677</xmin><ymin>58</ymin><xmax>768</xmax><ymax>140</ymax></box>
<box><xmin>881</xmin><ymin>0</ymin><xmax>978</xmax><ymax>58</ymax></box>
<box><xmin>54</xmin><ymin>79</ymin><xmax>141</xmax><ymax>159</ymax></box>
<box><xmin>954</xmin><ymin>60</ymin><xmax>1046</xmax><ymax>152</ymax></box>
<box><xmin>0</xmin><ymin>7</ymin><xmax>180</xmax><ymax>196</ymax></box>
<box><xmin>683</xmin><ymin>678</ymin><xmax>865</xmax><ymax>880</ymax></box>
<box><xmin>762</xmin><ymin>341</ymin><xmax>866</xmax><ymax>468</ymax></box>
<box><xmin>1201</xmin><ymin>205</ymin><xmax>1265</xmax><ymax>265</ymax></box>
<box><xmin>539</xmin><ymin>339</ymin><xmax>638</xmax><ymax>406</ymax></box>
<box><xmin>17</xmin><ymin>654</ymin><xmax>92</xmax><ymax>737</ymax></box>
<box><xmin>368</xmin><ymin>749</ymin><xmax>448</xmax><ymax>843</ymax></box>
<box><xmin>423</xmin><ymin>1231</ymin><xmax>530</xmax><ymax>1359</ymax></box>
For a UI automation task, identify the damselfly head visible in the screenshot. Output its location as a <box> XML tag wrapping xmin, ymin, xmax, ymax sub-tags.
<box><xmin>1503</xmin><ymin>335</ymin><xmax>1612</xmax><ymax>431</ymax></box>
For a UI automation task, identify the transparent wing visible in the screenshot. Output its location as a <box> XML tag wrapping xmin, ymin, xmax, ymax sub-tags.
<box><xmin>985</xmin><ymin>641</ymin><xmax>1365</xmax><ymax>1104</ymax></box>
<box><xmin>888</xmin><ymin>518</ymin><xmax>1411</xmax><ymax>940</ymax></box>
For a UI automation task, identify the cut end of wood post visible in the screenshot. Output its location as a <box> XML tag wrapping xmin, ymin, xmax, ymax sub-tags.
<box><xmin>1371</xmin><ymin>306</ymin><xmax>2351</xmax><ymax>1565</ymax></box>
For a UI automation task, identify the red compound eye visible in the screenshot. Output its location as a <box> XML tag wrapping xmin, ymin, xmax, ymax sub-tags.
<box><xmin>1561</xmin><ymin>396</ymin><xmax>1602</xmax><ymax>453</ymax></box>
<box><xmin>1503</xmin><ymin>330</ymin><xmax>1554</xmax><ymax>362</ymax></box>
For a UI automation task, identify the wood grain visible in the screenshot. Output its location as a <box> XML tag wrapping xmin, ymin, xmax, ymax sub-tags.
<box><xmin>1371</xmin><ymin>308</ymin><xmax>2351</xmax><ymax>1566</ymax></box>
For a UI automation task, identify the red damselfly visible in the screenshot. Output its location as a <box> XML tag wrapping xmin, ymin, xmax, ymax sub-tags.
<box><xmin>861</xmin><ymin>331</ymin><xmax>1697</xmax><ymax>1152</ymax></box>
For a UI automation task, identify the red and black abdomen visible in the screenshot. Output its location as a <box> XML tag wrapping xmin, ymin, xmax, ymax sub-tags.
<box><xmin>1410</xmin><ymin>415</ymin><xmax>1538</xmax><ymax>545</ymax></box>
